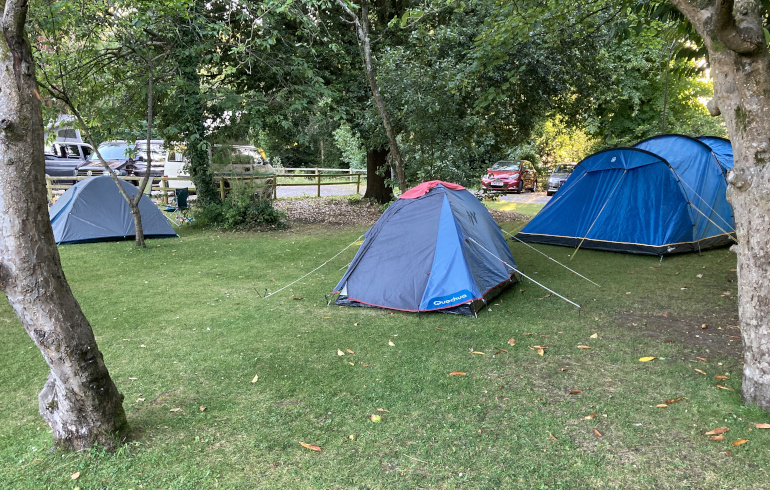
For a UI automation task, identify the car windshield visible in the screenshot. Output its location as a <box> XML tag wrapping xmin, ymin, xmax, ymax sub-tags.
<box><xmin>490</xmin><ymin>161</ymin><xmax>521</xmax><ymax>171</ymax></box>
<box><xmin>553</xmin><ymin>165</ymin><xmax>575</xmax><ymax>174</ymax></box>
<box><xmin>87</xmin><ymin>142</ymin><xmax>165</xmax><ymax>162</ymax></box>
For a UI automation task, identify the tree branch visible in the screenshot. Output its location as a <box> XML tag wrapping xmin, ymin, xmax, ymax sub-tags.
<box><xmin>714</xmin><ymin>0</ymin><xmax>764</xmax><ymax>54</ymax></box>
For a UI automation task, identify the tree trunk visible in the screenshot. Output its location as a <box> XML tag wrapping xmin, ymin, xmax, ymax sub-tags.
<box><xmin>0</xmin><ymin>0</ymin><xmax>128</xmax><ymax>449</ymax></box>
<box><xmin>363</xmin><ymin>147</ymin><xmax>393</xmax><ymax>203</ymax></box>
<box><xmin>669</xmin><ymin>0</ymin><xmax>770</xmax><ymax>409</ymax></box>
<box><xmin>336</xmin><ymin>0</ymin><xmax>407</xmax><ymax>193</ymax></box>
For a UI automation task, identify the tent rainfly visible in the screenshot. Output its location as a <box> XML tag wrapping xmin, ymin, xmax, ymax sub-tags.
<box><xmin>516</xmin><ymin>135</ymin><xmax>735</xmax><ymax>255</ymax></box>
<box><xmin>333</xmin><ymin>181</ymin><xmax>516</xmax><ymax>316</ymax></box>
<box><xmin>49</xmin><ymin>176</ymin><xmax>177</xmax><ymax>244</ymax></box>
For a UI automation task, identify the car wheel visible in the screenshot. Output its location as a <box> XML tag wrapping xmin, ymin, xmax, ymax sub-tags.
<box><xmin>530</xmin><ymin>180</ymin><xmax>537</xmax><ymax>192</ymax></box>
<box><xmin>516</xmin><ymin>181</ymin><xmax>523</xmax><ymax>194</ymax></box>
<box><xmin>546</xmin><ymin>191</ymin><xmax>554</xmax><ymax>197</ymax></box>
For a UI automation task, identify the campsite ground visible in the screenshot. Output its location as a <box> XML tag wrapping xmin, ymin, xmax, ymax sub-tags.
<box><xmin>0</xmin><ymin>197</ymin><xmax>761</xmax><ymax>489</ymax></box>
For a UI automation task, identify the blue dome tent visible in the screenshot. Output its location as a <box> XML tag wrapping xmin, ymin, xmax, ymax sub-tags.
<box><xmin>333</xmin><ymin>181</ymin><xmax>516</xmax><ymax>316</ymax></box>
<box><xmin>516</xmin><ymin>135</ymin><xmax>736</xmax><ymax>255</ymax></box>
<box><xmin>49</xmin><ymin>176</ymin><xmax>177</xmax><ymax>244</ymax></box>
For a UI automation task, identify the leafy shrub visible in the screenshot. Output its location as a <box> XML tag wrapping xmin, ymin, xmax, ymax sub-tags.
<box><xmin>193</xmin><ymin>182</ymin><xmax>286</xmax><ymax>230</ymax></box>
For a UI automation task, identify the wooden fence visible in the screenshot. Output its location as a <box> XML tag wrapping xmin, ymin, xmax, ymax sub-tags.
<box><xmin>46</xmin><ymin>168</ymin><xmax>366</xmax><ymax>204</ymax></box>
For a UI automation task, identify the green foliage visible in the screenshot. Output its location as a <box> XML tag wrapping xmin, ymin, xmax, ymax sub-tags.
<box><xmin>333</xmin><ymin>123</ymin><xmax>366</xmax><ymax>169</ymax></box>
<box><xmin>192</xmin><ymin>183</ymin><xmax>286</xmax><ymax>230</ymax></box>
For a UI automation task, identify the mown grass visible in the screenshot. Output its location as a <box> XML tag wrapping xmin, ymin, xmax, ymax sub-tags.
<box><xmin>0</xmin><ymin>220</ymin><xmax>765</xmax><ymax>489</ymax></box>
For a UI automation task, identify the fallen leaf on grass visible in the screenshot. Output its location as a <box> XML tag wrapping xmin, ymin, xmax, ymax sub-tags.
<box><xmin>665</xmin><ymin>397</ymin><xmax>685</xmax><ymax>404</ymax></box>
<box><xmin>717</xmin><ymin>385</ymin><xmax>734</xmax><ymax>391</ymax></box>
<box><xmin>508</xmin><ymin>338</ymin><xmax>515</xmax><ymax>346</ymax></box>
<box><xmin>732</xmin><ymin>439</ymin><xmax>749</xmax><ymax>446</ymax></box>
<box><xmin>170</xmin><ymin>407</ymin><xmax>181</xmax><ymax>412</ymax></box>
<box><xmin>754</xmin><ymin>423</ymin><xmax>770</xmax><ymax>429</ymax></box>
<box><xmin>471</xmin><ymin>351</ymin><xmax>485</xmax><ymax>355</ymax></box>
<box><xmin>694</xmin><ymin>369</ymin><xmax>707</xmax><ymax>375</ymax></box>
<box><xmin>594</xmin><ymin>428</ymin><xmax>603</xmax><ymax>437</ymax></box>
<box><xmin>662</xmin><ymin>311</ymin><xmax>669</xmax><ymax>317</ymax></box>
<box><xmin>549</xmin><ymin>432</ymin><xmax>558</xmax><ymax>441</ymax></box>
<box><xmin>436</xmin><ymin>327</ymin><xmax>447</xmax><ymax>331</ymax></box>
<box><xmin>577</xmin><ymin>345</ymin><xmax>592</xmax><ymax>349</ymax></box>
<box><xmin>721</xmin><ymin>291</ymin><xmax>731</xmax><ymax>297</ymax></box>
<box><xmin>337</xmin><ymin>349</ymin><xmax>345</xmax><ymax>356</ymax></box>
<box><xmin>725</xmin><ymin>450</ymin><xmax>733</xmax><ymax>456</ymax></box>
<box><xmin>710</xmin><ymin>434</ymin><xmax>725</xmax><ymax>441</ymax></box>
<box><xmin>584</xmin><ymin>412</ymin><xmax>596</xmax><ymax>420</ymax></box>
<box><xmin>705</xmin><ymin>427</ymin><xmax>730</xmax><ymax>435</ymax></box>
<box><xmin>377</xmin><ymin>408</ymin><xmax>389</xmax><ymax>412</ymax></box>
<box><xmin>568</xmin><ymin>389</ymin><xmax>582</xmax><ymax>395</ymax></box>
<box><xmin>388</xmin><ymin>340</ymin><xmax>395</xmax><ymax>347</ymax></box>
<box><xmin>590</xmin><ymin>333</ymin><xmax>598</xmax><ymax>339</ymax></box>
<box><xmin>537</xmin><ymin>293</ymin><xmax>554</xmax><ymax>300</ymax></box>
<box><xmin>656</xmin><ymin>404</ymin><xmax>669</xmax><ymax>408</ymax></box>
<box><xmin>292</xmin><ymin>297</ymin><xmax>304</xmax><ymax>301</ymax></box>
<box><xmin>251</xmin><ymin>374</ymin><xmax>259</xmax><ymax>384</ymax></box>
<box><xmin>200</xmin><ymin>406</ymin><xmax>206</xmax><ymax>412</ymax></box>
<box><xmin>701</xmin><ymin>324</ymin><xmax>708</xmax><ymax>329</ymax></box>
<box><xmin>370</xmin><ymin>414</ymin><xmax>382</xmax><ymax>423</ymax></box>
<box><xmin>348</xmin><ymin>362</ymin><xmax>354</xmax><ymax>366</ymax></box>
<box><xmin>71</xmin><ymin>472</ymin><xmax>80</xmax><ymax>480</ymax></box>
<box><xmin>346</xmin><ymin>349</ymin><xmax>355</xmax><ymax>354</ymax></box>
<box><xmin>300</xmin><ymin>441</ymin><xmax>321</xmax><ymax>452</ymax></box>
<box><xmin>449</xmin><ymin>372</ymin><xmax>466</xmax><ymax>376</ymax></box>
<box><xmin>493</xmin><ymin>347</ymin><xmax>508</xmax><ymax>354</ymax></box>
<box><xmin>639</xmin><ymin>357</ymin><xmax>657</xmax><ymax>362</ymax></box>
<box><xmin>530</xmin><ymin>345</ymin><xmax>547</xmax><ymax>356</ymax></box>
<box><xmin>696</xmin><ymin>357</ymin><xmax>708</xmax><ymax>362</ymax></box>
<box><xmin>715</xmin><ymin>375</ymin><xmax>729</xmax><ymax>380</ymax></box>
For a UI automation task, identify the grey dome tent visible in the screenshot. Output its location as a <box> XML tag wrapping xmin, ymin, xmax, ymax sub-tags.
<box><xmin>49</xmin><ymin>176</ymin><xmax>177</xmax><ymax>244</ymax></box>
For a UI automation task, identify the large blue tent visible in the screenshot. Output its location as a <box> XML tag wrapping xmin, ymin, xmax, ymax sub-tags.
<box><xmin>333</xmin><ymin>181</ymin><xmax>516</xmax><ymax>316</ymax></box>
<box><xmin>516</xmin><ymin>135</ymin><xmax>736</xmax><ymax>255</ymax></box>
<box><xmin>50</xmin><ymin>176</ymin><xmax>177</xmax><ymax>244</ymax></box>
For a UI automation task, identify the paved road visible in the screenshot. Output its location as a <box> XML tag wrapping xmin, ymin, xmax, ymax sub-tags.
<box><xmin>275</xmin><ymin>183</ymin><xmax>366</xmax><ymax>198</ymax></box>
<box><xmin>274</xmin><ymin>184</ymin><xmax>552</xmax><ymax>203</ymax></box>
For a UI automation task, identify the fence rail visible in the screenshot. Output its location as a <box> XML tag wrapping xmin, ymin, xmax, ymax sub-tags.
<box><xmin>46</xmin><ymin>169</ymin><xmax>366</xmax><ymax>204</ymax></box>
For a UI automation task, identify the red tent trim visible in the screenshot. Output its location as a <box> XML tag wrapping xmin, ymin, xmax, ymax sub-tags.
<box><xmin>400</xmin><ymin>180</ymin><xmax>465</xmax><ymax>199</ymax></box>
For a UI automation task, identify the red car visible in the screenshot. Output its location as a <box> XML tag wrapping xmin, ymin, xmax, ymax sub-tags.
<box><xmin>481</xmin><ymin>160</ymin><xmax>538</xmax><ymax>193</ymax></box>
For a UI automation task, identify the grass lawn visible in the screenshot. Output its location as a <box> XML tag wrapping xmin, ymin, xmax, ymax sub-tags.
<box><xmin>0</xmin><ymin>219</ymin><xmax>766</xmax><ymax>489</ymax></box>
<box><xmin>484</xmin><ymin>199</ymin><xmax>544</xmax><ymax>218</ymax></box>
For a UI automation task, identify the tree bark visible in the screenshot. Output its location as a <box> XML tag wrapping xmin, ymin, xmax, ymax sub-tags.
<box><xmin>336</xmin><ymin>0</ymin><xmax>407</xmax><ymax>193</ymax></box>
<box><xmin>669</xmin><ymin>0</ymin><xmax>770</xmax><ymax>409</ymax></box>
<box><xmin>363</xmin><ymin>147</ymin><xmax>393</xmax><ymax>204</ymax></box>
<box><xmin>0</xmin><ymin>0</ymin><xmax>128</xmax><ymax>449</ymax></box>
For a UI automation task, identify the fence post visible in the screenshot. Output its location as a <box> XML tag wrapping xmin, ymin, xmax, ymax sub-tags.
<box><xmin>317</xmin><ymin>172</ymin><xmax>321</xmax><ymax>197</ymax></box>
<box><xmin>356</xmin><ymin>173</ymin><xmax>361</xmax><ymax>195</ymax></box>
<box><xmin>273</xmin><ymin>175</ymin><xmax>278</xmax><ymax>200</ymax></box>
<box><xmin>161</xmin><ymin>177</ymin><xmax>169</xmax><ymax>205</ymax></box>
<box><xmin>46</xmin><ymin>177</ymin><xmax>53</xmax><ymax>202</ymax></box>
<box><xmin>219</xmin><ymin>178</ymin><xmax>225</xmax><ymax>200</ymax></box>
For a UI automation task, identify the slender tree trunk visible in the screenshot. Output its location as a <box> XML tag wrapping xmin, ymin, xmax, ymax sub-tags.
<box><xmin>337</xmin><ymin>0</ymin><xmax>407</xmax><ymax>193</ymax></box>
<box><xmin>0</xmin><ymin>0</ymin><xmax>128</xmax><ymax>449</ymax></box>
<box><xmin>669</xmin><ymin>0</ymin><xmax>770</xmax><ymax>409</ymax></box>
<box><xmin>363</xmin><ymin>147</ymin><xmax>393</xmax><ymax>203</ymax></box>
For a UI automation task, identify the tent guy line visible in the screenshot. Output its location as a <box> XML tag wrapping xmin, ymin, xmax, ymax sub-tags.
<box><xmin>466</xmin><ymin>237</ymin><xmax>582</xmax><ymax>309</ymax></box>
<box><xmin>501</xmin><ymin>228</ymin><xmax>602</xmax><ymax>287</ymax></box>
<box><xmin>262</xmin><ymin>235</ymin><xmax>364</xmax><ymax>299</ymax></box>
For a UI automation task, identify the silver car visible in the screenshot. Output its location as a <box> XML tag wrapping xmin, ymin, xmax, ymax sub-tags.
<box><xmin>546</xmin><ymin>163</ymin><xmax>576</xmax><ymax>196</ymax></box>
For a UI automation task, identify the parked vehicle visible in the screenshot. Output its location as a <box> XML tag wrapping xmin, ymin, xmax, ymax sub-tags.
<box><xmin>480</xmin><ymin>160</ymin><xmax>537</xmax><ymax>193</ymax></box>
<box><xmin>76</xmin><ymin>140</ymin><xmax>166</xmax><ymax>181</ymax></box>
<box><xmin>546</xmin><ymin>163</ymin><xmax>576</xmax><ymax>196</ymax></box>
<box><xmin>163</xmin><ymin>144</ymin><xmax>275</xmax><ymax>198</ymax></box>
<box><xmin>44</xmin><ymin>142</ymin><xmax>94</xmax><ymax>183</ymax></box>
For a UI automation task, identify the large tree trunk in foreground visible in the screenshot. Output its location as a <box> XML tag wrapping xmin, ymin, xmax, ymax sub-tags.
<box><xmin>363</xmin><ymin>147</ymin><xmax>393</xmax><ymax>204</ymax></box>
<box><xmin>670</xmin><ymin>0</ymin><xmax>770</xmax><ymax>409</ymax></box>
<box><xmin>0</xmin><ymin>0</ymin><xmax>128</xmax><ymax>449</ymax></box>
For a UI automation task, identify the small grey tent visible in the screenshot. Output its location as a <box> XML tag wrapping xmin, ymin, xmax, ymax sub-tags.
<box><xmin>49</xmin><ymin>176</ymin><xmax>177</xmax><ymax>244</ymax></box>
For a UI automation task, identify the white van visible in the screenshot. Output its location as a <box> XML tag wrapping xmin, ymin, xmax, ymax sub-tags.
<box><xmin>163</xmin><ymin>150</ymin><xmax>194</xmax><ymax>189</ymax></box>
